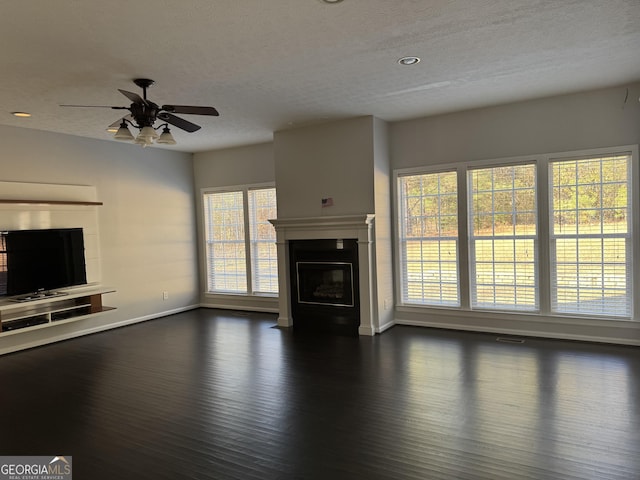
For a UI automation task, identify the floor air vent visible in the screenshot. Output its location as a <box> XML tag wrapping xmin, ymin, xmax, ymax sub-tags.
<box><xmin>496</xmin><ymin>337</ymin><xmax>525</xmax><ymax>344</ymax></box>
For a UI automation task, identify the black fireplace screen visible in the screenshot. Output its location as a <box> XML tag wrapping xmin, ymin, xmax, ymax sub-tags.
<box><xmin>296</xmin><ymin>261</ymin><xmax>354</xmax><ymax>307</ymax></box>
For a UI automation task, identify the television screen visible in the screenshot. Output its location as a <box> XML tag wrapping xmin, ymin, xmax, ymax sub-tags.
<box><xmin>3</xmin><ymin>228</ymin><xmax>87</xmax><ymax>296</ymax></box>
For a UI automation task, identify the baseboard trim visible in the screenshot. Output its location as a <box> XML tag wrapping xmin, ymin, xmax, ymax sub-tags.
<box><xmin>394</xmin><ymin>318</ymin><xmax>640</xmax><ymax>347</ymax></box>
<box><xmin>377</xmin><ymin>319</ymin><xmax>396</xmax><ymax>334</ymax></box>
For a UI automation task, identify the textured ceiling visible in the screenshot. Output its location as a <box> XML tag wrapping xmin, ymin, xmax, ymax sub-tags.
<box><xmin>1</xmin><ymin>0</ymin><xmax>639</xmax><ymax>153</ymax></box>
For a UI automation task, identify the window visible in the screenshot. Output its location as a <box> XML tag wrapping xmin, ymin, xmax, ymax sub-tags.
<box><xmin>468</xmin><ymin>164</ymin><xmax>538</xmax><ymax>311</ymax></box>
<box><xmin>248</xmin><ymin>188</ymin><xmax>278</xmax><ymax>294</ymax></box>
<box><xmin>398</xmin><ymin>171</ymin><xmax>459</xmax><ymax>306</ymax></box>
<box><xmin>203</xmin><ymin>186</ymin><xmax>278</xmax><ymax>295</ymax></box>
<box><xmin>549</xmin><ymin>154</ymin><xmax>631</xmax><ymax>317</ymax></box>
<box><xmin>396</xmin><ymin>146</ymin><xmax>635</xmax><ymax>320</ymax></box>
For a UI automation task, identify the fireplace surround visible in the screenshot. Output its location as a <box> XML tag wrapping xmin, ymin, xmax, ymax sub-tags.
<box><xmin>290</xmin><ymin>238</ymin><xmax>359</xmax><ymax>335</ymax></box>
<box><xmin>269</xmin><ymin>215</ymin><xmax>376</xmax><ymax>336</ymax></box>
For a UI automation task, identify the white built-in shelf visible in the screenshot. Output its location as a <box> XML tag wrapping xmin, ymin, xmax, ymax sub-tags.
<box><xmin>0</xmin><ymin>199</ymin><xmax>103</xmax><ymax>206</ymax></box>
<box><xmin>0</xmin><ymin>286</ymin><xmax>115</xmax><ymax>335</ymax></box>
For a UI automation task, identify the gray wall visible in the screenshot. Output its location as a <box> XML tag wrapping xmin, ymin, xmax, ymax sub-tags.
<box><xmin>372</xmin><ymin>117</ymin><xmax>394</xmax><ymax>331</ymax></box>
<box><xmin>193</xmin><ymin>142</ymin><xmax>277</xmax><ymax>311</ymax></box>
<box><xmin>0</xmin><ymin>126</ymin><xmax>198</xmax><ymax>353</ymax></box>
<box><xmin>391</xmin><ymin>82</ymin><xmax>640</xmax><ymax>168</ymax></box>
<box><xmin>274</xmin><ymin>117</ymin><xmax>375</xmax><ymax>218</ymax></box>
<box><xmin>193</xmin><ymin>142</ymin><xmax>275</xmax><ymax>190</ymax></box>
<box><xmin>390</xmin><ymin>82</ymin><xmax>640</xmax><ymax>345</ymax></box>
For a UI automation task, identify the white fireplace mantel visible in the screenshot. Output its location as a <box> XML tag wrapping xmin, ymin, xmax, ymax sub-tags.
<box><xmin>269</xmin><ymin>214</ymin><xmax>377</xmax><ymax>335</ymax></box>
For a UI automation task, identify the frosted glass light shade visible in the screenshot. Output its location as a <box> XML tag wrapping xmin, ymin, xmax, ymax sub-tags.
<box><xmin>156</xmin><ymin>127</ymin><xmax>176</xmax><ymax>145</ymax></box>
<box><xmin>114</xmin><ymin>123</ymin><xmax>134</xmax><ymax>141</ymax></box>
<box><xmin>138</xmin><ymin>126</ymin><xmax>158</xmax><ymax>140</ymax></box>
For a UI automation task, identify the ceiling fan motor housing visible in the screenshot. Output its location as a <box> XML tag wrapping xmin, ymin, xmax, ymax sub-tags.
<box><xmin>129</xmin><ymin>79</ymin><xmax>160</xmax><ymax>127</ymax></box>
<box><xmin>130</xmin><ymin>101</ymin><xmax>160</xmax><ymax>128</ymax></box>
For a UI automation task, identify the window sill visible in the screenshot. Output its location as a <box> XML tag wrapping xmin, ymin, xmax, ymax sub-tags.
<box><xmin>396</xmin><ymin>303</ymin><xmax>637</xmax><ymax>327</ymax></box>
<box><xmin>204</xmin><ymin>292</ymin><xmax>278</xmax><ymax>299</ymax></box>
<box><xmin>201</xmin><ymin>292</ymin><xmax>279</xmax><ymax>314</ymax></box>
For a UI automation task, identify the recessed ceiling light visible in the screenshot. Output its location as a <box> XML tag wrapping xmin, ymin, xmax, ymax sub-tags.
<box><xmin>398</xmin><ymin>56</ymin><xmax>421</xmax><ymax>66</ymax></box>
<box><xmin>11</xmin><ymin>112</ymin><xmax>31</xmax><ymax>117</ymax></box>
<box><xmin>321</xmin><ymin>0</ymin><xmax>344</xmax><ymax>3</ymax></box>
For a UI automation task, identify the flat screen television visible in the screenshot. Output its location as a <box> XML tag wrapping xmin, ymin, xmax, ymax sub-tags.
<box><xmin>1</xmin><ymin>228</ymin><xmax>87</xmax><ymax>297</ymax></box>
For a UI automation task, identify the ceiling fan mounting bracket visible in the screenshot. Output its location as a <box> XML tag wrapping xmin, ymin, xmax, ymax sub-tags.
<box><xmin>133</xmin><ymin>78</ymin><xmax>155</xmax><ymax>89</ymax></box>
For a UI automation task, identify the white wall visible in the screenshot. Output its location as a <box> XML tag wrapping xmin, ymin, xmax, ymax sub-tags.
<box><xmin>0</xmin><ymin>125</ymin><xmax>199</xmax><ymax>353</ymax></box>
<box><xmin>390</xmin><ymin>82</ymin><xmax>640</xmax><ymax>345</ymax></box>
<box><xmin>193</xmin><ymin>142</ymin><xmax>278</xmax><ymax>311</ymax></box>
<box><xmin>274</xmin><ymin>117</ymin><xmax>375</xmax><ymax>218</ymax></box>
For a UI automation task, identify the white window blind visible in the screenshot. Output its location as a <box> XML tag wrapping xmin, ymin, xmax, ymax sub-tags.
<box><xmin>248</xmin><ymin>188</ymin><xmax>278</xmax><ymax>295</ymax></box>
<box><xmin>398</xmin><ymin>171</ymin><xmax>459</xmax><ymax>306</ymax></box>
<box><xmin>203</xmin><ymin>190</ymin><xmax>247</xmax><ymax>293</ymax></box>
<box><xmin>203</xmin><ymin>186</ymin><xmax>278</xmax><ymax>296</ymax></box>
<box><xmin>549</xmin><ymin>154</ymin><xmax>631</xmax><ymax>317</ymax></box>
<box><xmin>468</xmin><ymin>164</ymin><xmax>538</xmax><ymax>311</ymax></box>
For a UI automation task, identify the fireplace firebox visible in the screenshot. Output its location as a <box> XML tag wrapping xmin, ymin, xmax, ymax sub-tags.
<box><xmin>289</xmin><ymin>239</ymin><xmax>359</xmax><ymax>336</ymax></box>
<box><xmin>296</xmin><ymin>262</ymin><xmax>354</xmax><ymax>307</ymax></box>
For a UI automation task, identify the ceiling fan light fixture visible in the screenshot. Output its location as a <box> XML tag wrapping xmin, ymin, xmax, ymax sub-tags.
<box><xmin>138</xmin><ymin>125</ymin><xmax>158</xmax><ymax>140</ymax></box>
<box><xmin>156</xmin><ymin>125</ymin><xmax>176</xmax><ymax>145</ymax></box>
<box><xmin>134</xmin><ymin>134</ymin><xmax>153</xmax><ymax>147</ymax></box>
<box><xmin>114</xmin><ymin>121</ymin><xmax>134</xmax><ymax>141</ymax></box>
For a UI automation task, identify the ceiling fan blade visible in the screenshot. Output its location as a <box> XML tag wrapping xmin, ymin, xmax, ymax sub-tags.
<box><xmin>60</xmin><ymin>104</ymin><xmax>128</xmax><ymax>109</ymax></box>
<box><xmin>158</xmin><ymin>112</ymin><xmax>201</xmax><ymax>133</ymax></box>
<box><xmin>161</xmin><ymin>105</ymin><xmax>219</xmax><ymax>116</ymax></box>
<box><xmin>118</xmin><ymin>89</ymin><xmax>146</xmax><ymax>104</ymax></box>
<box><xmin>108</xmin><ymin>114</ymin><xmax>133</xmax><ymax>129</ymax></box>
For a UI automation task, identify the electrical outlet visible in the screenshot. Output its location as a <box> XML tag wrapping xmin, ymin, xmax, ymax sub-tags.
<box><xmin>162</xmin><ymin>291</ymin><xmax>169</xmax><ymax>300</ymax></box>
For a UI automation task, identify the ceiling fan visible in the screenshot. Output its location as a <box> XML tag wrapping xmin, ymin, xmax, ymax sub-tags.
<box><xmin>61</xmin><ymin>78</ymin><xmax>219</xmax><ymax>146</ymax></box>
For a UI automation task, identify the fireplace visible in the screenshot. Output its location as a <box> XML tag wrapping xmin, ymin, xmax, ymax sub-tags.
<box><xmin>269</xmin><ymin>215</ymin><xmax>377</xmax><ymax>336</ymax></box>
<box><xmin>290</xmin><ymin>239</ymin><xmax>359</xmax><ymax>336</ymax></box>
<box><xmin>296</xmin><ymin>262</ymin><xmax>354</xmax><ymax>307</ymax></box>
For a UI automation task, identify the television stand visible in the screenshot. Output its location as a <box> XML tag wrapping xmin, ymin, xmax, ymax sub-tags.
<box><xmin>12</xmin><ymin>291</ymin><xmax>69</xmax><ymax>303</ymax></box>
<box><xmin>0</xmin><ymin>286</ymin><xmax>115</xmax><ymax>333</ymax></box>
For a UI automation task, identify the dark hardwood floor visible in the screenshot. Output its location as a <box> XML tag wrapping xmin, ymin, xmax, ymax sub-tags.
<box><xmin>0</xmin><ymin>309</ymin><xmax>639</xmax><ymax>479</ymax></box>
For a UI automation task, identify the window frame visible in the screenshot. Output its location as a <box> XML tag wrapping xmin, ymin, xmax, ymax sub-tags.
<box><xmin>202</xmin><ymin>183</ymin><xmax>277</xmax><ymax>297</ymax></box>
<box><xmin>467</xmin><ymin>162</ymin><xmax>539</xmax><ymax>312</ymax></box>
<box><xmin>394</xmin><ymin>145</ymin><xmax>638</xmax><ymax>322</ymax></box>
<box><xmin>548</xmin><ymin>153</ymin><xmax>633</xmax><ymax>318</ymax></box>
<box><xmin>397</xmin><ymin>169</ymin><xmax>461</xmax><ymax>307</ymax></box>
<box><xmin>247</xmin><ymin>187</ymin><xmax>279</xmax><ymax>295</ymax></box>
